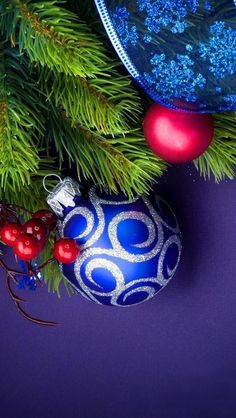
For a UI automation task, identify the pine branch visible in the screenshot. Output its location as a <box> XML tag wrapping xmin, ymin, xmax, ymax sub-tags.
<box><xmin>15</xmin><ymin>0</ymin><xmax>142</xmax><ymax>136</ymax></box>
<box><xmin>0</xmin><ymin>42</ymin><xmax>45</xmax><ymax>191</ymax></box>
<box><xmin>0</xmin><ymin>167</ymin><xmax>59</xmax><ymax>212</ymax></box>
<box><xmin>48</xmin><ymin>108</ymin><xmax>166</xmax><ymax>198</ymax></box>
<box><xmin>5</xmin><ymin>0</ymin><xmax>112</xmax><ymax>78</ymax></box>
<box><xmin>194</xmin><ymin>113</ymin><xmax>236</xmax><ymax>182</ymax></box>
<box><xmin>12</xmin><ymin>1</ymin><xmax>143</xmax><ymax>130</ymax></box>
<box><xmin>40</xmin><ymin>67</ymin><xmax>141</xmax><ymax>135</ymax></box>
<box><xmin>0</xmin><ymin>2</ymin><xmax>19</xmax><ymax>40</ymax></box>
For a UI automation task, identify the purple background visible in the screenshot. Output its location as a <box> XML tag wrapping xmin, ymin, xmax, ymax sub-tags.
<box><xmin>0</xmin><ymin>164</ymin><xmax>236</xmax><ymax>418</ymax></box>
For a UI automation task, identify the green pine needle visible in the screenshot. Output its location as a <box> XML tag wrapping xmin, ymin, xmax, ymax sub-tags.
<box><xmin>41</xmin><ymin>68</ymin><xmax>141</xmax><ymax>135</ymax></box>
<box><xmin>194</xmin><ymin>113</ymin><xmax>236</xmax><ymax>182</ymax></box>
<box><xmin>10</xmin><ymin>0</ymin><xmax>113</xmax><ymax>78</ymax></box>
<box><xmin>48</xmin><ymin>109</ymin><xmax>166</xmax><ymax>199</ymax></box>
<box><xmin>1</xmin><ymin>168</ymin><xmax>59</xmax><ymax>212</ymax></box>
<box><xmin>0</xmin><ymin>42</ymin><xmax>44</xmax><ymax>191</ymax></box>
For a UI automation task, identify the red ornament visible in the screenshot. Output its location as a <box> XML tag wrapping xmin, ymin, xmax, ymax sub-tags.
<box><xmin>143</xmin><ymin>104</ymin><xmax>214</xmax><ymax>163</ymax></box>
<box><xmin>14</xmin><ymin>234</ymin><xmax>40</xmax><ymax>260</ymax></box>
<box><xmin>54</xmin><ymin>238</ymin><xmax>80</xmax><ymax>264</ymax></box>
<box><xmin>23</xmin><ymin>219</ymin><xmax>48</xmax><ymax>242</ymax></box>
<box><xmin>32</xmin><ymin>209</ymin><xmax>57</xmax><ymax>231</ymax></box>
<box><xmin>0</xmin><ymin>223</ymin><xmax>22</xmax><ymax>246</ymax></box>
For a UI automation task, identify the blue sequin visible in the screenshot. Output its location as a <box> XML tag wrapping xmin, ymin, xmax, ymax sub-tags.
<box><xmin>95</xmin><ymin>0</ymin><xmax>236</xmax><ymax>112</ymax></box>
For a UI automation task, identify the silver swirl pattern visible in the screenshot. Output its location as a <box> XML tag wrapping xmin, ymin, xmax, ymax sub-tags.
<box><xmin>61</xmin><ymin>187</ymin><xmax>182</xmax><ymax>307</ymax></box>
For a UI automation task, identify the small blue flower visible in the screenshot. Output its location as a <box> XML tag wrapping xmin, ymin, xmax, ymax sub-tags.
<box><xmin>111</xmin><ymin>6</ymin><xmax>138</xmax><ymax>48</ymax></box>
<box><xmin>144</xmin><ymin>53</ymin><xmax>206</xmax><ymax>103</ymax></box>
<box><xmin>199</xmin><ymin>21</ymin><xmax>236</xmax><ymax>79</ymax></box>
<box><xmin>137</xmin><ymin>0</ymin><xmax>199</xmax><ymax>34</ymax></box>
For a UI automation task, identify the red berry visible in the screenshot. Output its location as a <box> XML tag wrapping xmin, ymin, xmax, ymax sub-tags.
<box><xmin>0</xmin><ymin>223</ymin><xmax>23</xmax><ymax>246</ymax></box>
<box><xmin>32</xmin><ymin>210</ymin><xmax>57</xmax><ymax>230</ymax></box>
<box><xmin>54</xmin><ymin>238</ymin><xmax>80</xmax><ymax>264</ymax></box>
<box><xmin>14</xmin><ymin>233</ymin><xmax>40</xmax><ymax>260</ymax></box>
<box><xmin>23</xmin><ymin>219</ymin><xmax>48</xmax><ymax>242</ymax></box>
<box><xmin>37</xmin><ymin>236</ymin><xmax>48</xmax><ymax>252</ymax></box>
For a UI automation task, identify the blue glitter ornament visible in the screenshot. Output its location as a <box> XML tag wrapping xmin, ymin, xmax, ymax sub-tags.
<box><xmin>46</xmin><ymin>177</ymin><xmax>182</xmax><ymax>307</ymax></box>
<box><xmin>95</xmin><ymin>0</ymin><xmax>236</xmax><ymax>112</ymax></box>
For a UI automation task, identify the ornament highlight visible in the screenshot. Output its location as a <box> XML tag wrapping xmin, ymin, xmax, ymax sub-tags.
<box><xmin>143</xmin><ymin>104</ymin><xmax>214</xmax><ymax>163</ymax></box>
<box><xmin>95</xmin><ymin>0</ymin><xmax>236</xmax><ymax>112</ymax></box>
<box><xmin>46</xmin><ymin>176</ymin><xmax>182</xmax><ymax>307</ymax></box>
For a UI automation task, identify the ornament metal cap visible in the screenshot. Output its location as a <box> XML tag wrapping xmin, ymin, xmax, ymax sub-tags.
<box><xmin>43</xmin><ymin>175</ymin><xmax>81</xmax><ymax>217</ymax></box>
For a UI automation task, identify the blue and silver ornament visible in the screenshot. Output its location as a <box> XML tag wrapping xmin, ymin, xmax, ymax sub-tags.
<box><xmin>47</xmin><ymin>177</ymin><xmax>182</xmax><ymax>307</ymax></box>
<box><xmin>95</xmin><ymin>0</ymin><xmax>236</xmax><ymax>113</ymax></box>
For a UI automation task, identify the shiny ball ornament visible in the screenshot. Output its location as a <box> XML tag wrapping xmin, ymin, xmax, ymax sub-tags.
<box><xmin>0</xmin><ymin>223</ymin><xmax>22</xmax><ymax>246</ymax></box>
<box><xmin>46</xmin><ymin>177</ymin><xmax>182</xmax><ymax>307</ymax></box>
<box><xmin>95</xmin><ymin>0</ymin><xmax>236</xmax><ymax>112</ymax></box>
<box><xmin>144</xmin><ymin>104</ymin><xmax>214</xmax><ymax>163</ymax></box>
<box><xmin>14</xmin><ymin>233</ymin><xmax>40</xmax><ymax>261</ymax></box>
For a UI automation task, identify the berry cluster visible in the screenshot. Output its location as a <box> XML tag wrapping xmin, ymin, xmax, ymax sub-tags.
<box><xmin>0</xmin><ymin>209</ymin><xmax>80</xmax><ymax>264</ymax></box>
<box><xmin>0</xmin><ymin>204</ymin><xmax>80</xmax><ymax>325</ymax></box>
<box><xmin>0</xmin><ymin>210</ymin><xmax>56</xmax><ymax>260</ymax></box>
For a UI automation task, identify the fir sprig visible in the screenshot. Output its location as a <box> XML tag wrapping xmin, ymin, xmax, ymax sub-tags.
<box><xmin>41</xmin><ymin>68</ymin><xmax>140</xmax><ymax>135</ymax></box>
<box><xmin>12</xmin><ymin>0</ymin><xmax>112</xmax><ymax>77</ymax></box>
<box><xmin>0</xmin><ymin>42</ymin><xmax>43</xmax><ymax>190</ymax></box>
<box><xmin>194</xmin><ymin>113</ymin><xmax>236</xmax><ymax>182</ymax></box>
<box><xmin>1</xmin><ymin>169</ymin><xmax>59</xmax><ymax>212</ymax></box>
<box><xmin>48</xmin><ymin>109</ymin><xmax>166</xmax><ymax>198</ymax></box>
